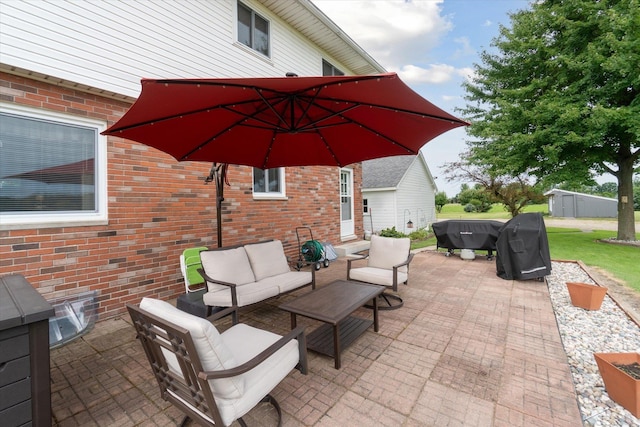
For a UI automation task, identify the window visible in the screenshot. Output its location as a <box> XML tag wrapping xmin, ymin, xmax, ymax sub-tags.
<box><xmin>323</xmin><ymin>59</ymin><xmax>344</xmax><ymax>76</ymax></box>
<box><xmin>237</xmin><ymin>2</ymin><xmax>270</xmax><ymax>57</ymax></box>
<box><xmin>0</xmin><ymin>104</ymin><xmax>107</xmax><ymax>229</ymax></box>
<box><xmin>252</xmin><ymin>168</ymin><xmax>286</xmax><ymax>198</ymax></box>
<box><xmin>363</xmin><ymin>198</ymin><xmax>368</xmax><ymax>213</ymax></box>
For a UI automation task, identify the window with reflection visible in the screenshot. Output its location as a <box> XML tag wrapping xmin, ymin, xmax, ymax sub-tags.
<box><xmin>0</xmin><ymin>106</ymin><xmax>106</xmax><ymax>227</ymax></box>
<box><xmin>238</xmin><ymin>2</ymin><xmax>270</xmax><ymax>57</ymax></box>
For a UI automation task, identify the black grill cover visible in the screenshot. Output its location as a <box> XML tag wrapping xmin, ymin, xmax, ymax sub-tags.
<box><xmin>432</xmin><ymin>220</ymin><xmax>503</xmax><ymax>251</ymax></box>
<box><xmin>496</xmin><ymin>212</ymin><xmax>551</xmax><ymax>280</ymax></box>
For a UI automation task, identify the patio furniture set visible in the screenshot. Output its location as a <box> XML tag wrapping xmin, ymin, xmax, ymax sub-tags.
<box><xmin>129</xmin><ymin>234</ymin><xmax>413</xmax><ymax>426</ymax></box>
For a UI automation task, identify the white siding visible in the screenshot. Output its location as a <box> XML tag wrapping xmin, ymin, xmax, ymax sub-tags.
<box><xmin>396</xmin><ymin>158</ymin><xmax>436</xmax><ymax>232</ymax></box>
<box><xmin>363</xmin><ymin>190</ymin><xmax>396</xmax><ymax>233</ymax></box>
<box><xmin>363</xmin><ymin>156</ymin><xmax>438</xmax><ymax>234</ymax></box>
<box><xmin>0</xmin><ymin>0</ymin><xmax>356</xmax><ymax>99</ymax></box>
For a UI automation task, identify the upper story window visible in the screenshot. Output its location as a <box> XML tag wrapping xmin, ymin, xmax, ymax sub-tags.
<box><xmin>323</xmin><ymin>59</ymin><xmax>344</xmax><ymax>76</ymax></box>
<box><xmin>252</xmin><ymin>168</ymin><xmax>286</xmax><ymax>199</ymax></box>
<box><xmin>0</xmin><ymin>103</ymin><xmax>107</xmax><ymax>230</ymax></box>
<box><xmin>238</xmin><ymin>2</ymin><xmax>270</xmax><ymax>57</ymax></box>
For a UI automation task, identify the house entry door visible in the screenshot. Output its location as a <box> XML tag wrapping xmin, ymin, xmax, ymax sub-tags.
<box><xmin>340</xmin><ymin>168</ymin><xmax>354</xmax><ymax>238</ymax></box>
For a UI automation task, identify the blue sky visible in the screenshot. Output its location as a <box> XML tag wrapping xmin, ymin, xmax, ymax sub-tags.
<box><xmin>314</xmin><ymin>0</ymin><xmax>530</xmax><ymax>196</ymax></box>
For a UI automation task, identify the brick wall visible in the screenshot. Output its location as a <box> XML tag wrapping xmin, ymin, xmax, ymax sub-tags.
<box><xmin>0</xmin><ymin>72</ymin><xmax>363</xmax><ymax>320</ymax></box>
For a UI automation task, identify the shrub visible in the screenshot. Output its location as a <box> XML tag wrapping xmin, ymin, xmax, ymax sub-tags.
<box><xmin>464</xmin><ymin>203</ymin><xmax>476</xmax><ymax>212</ymax></box>
<box><xmin>408</xmin><ymin>228</ymin><xmax>430</xmax><ymax>241</ymax></box>
<box><xmin>379</xmin><ymin>226</ymin><xmax>406</xmax><ymax>238</ymax></box>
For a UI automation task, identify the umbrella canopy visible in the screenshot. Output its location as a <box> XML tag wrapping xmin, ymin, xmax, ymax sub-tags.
<box><xmin>102</xmin><ymin>73</ymin><xmax>468</xmax><ymax>247</ymax></box>
<box><xmin>102</xmin><ymin>73</ymin><xmax>468</xmax><ymax>168</ymax></box>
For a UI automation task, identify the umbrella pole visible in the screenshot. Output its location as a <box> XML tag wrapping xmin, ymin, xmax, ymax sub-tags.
<box><xmin>206</xmin><ymin>163</ymin><xmax>228</xmax><ymax>248</ymax></box>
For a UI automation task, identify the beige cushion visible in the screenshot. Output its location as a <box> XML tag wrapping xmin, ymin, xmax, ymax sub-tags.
<box><xmin>203</xmin><ymin>281</ymin><xmax>280</xmax><ymax>307</ymax></box>
<box><xmin>217</xmin><ymin>324</ymin><xmax>300</xmax><ymax>426</ymax></box>
<box><xmin>244</xmin><ymin>240</ymin><xmax>290</xmax><ymax>281</ymax></box>
<box><xmin>368</xmin><ymin>235</ymin><xmax>410</xmax><ymax>272</ymax></box>
<box><xmin>348</xmin><ymin>266</ymin><xmax>408</xmax><ymax>287</ymax></box>
<box><xmin>258</xmin><ymin>271</ymin><xmax>313</xmax><ymax>294</ymax></box>
<box><xmin>139</xmin><ymin>298</ymin><xmax>244</xmax><ymax>400</ymax></box>
<box><xmin>200</xmin><ymin>247</ymin><xmax>256</xmax><ymax>292</ymax></box>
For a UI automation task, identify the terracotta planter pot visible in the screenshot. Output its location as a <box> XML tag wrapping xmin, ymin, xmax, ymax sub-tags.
<box><xmin>566</xmin><ymin>282</ymin><xmax>608</xmax><ymax>310</ymax></box>
<box><xmin>594</xmin><ymin>352</ymin><xmax>640</xmax><ymax>418</ymax></box>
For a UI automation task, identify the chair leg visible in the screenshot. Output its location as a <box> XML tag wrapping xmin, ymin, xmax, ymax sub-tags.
<box><xmin>365</xmin><ymin>292</ymin><xmax>403</xmax><ymax>310</ymax></box>
<box><xmin>237</xmin><ymin>394</ymin><xmax>283</xmax><ymax>427</ymax></box>
<box><xmin>265</xmin><ymin>394</ymin><xmax>283</xmax><ymax>427</ymax></box>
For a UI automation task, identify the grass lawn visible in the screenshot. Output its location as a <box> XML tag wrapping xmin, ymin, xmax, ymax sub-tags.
<box><xmin>546</xmin><ymin>227</ymin><xmax>640</xmax><ymax>292</ymax></box>
<box><xmin>410</xmin><ymin>204</ymin><xmax>640</xmax><ymax>291</ymax></box>
<box><xmin>437</xmin><ymin>203</ymin><xmax>548</xmax><ymax>219</ymax></box>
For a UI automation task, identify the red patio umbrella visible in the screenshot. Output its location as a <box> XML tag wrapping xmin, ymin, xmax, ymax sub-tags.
<box><xmin>103</xmin><ymin>73</ymin><xmax>468</xmax><ymax>246</ymax></box>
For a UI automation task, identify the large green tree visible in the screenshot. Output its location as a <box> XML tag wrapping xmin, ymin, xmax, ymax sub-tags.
<box><xmin>461</xmin><ymin>0</ymin><xmax>639</xmax><ymax>240</ymax></box>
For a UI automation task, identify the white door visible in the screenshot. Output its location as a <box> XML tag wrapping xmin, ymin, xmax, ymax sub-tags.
<box><xmin>340</xmin><ymin>168</ymin><xmax>354</xmax><ymax>237</ymax></box>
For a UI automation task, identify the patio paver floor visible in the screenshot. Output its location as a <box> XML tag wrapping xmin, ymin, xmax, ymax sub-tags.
<box><xmin>50</xmin><ymin>251</ymin><xmax>583</xmax><ymax>426</ymax></box>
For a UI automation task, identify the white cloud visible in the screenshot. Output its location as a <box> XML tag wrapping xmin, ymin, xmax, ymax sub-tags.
<box><xmin>484</xmin><ymin>19</ymin><xmax>493</xmax><ymax>27</ymax></box>
<box><xmin>393</xmin><ymin>63</ymin><xmax>455</xmax><ymax>84</ymax></box>
<box><xmin>387</xmin><ymin>63</ymin><xmax>473</xmax><ymax>86</ymax></box>
<box><xmin>453</xmin><ymin>36</ymin><xmax>475</xmax><ymax>57</ymax></box>
<box><xmin>457</xmin><ymin>67</ymin><xmax>476</xmax><ymax>82</ymax></box>
<box><xmin>314</xmin><ymin>0</ymin><xmax>452</xmax><ymax>67</ymax></box>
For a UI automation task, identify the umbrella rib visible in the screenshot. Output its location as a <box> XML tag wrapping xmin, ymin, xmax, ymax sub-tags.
<box><xmin>309</xmin><ymin>95</ymin><xmax>468</xmax><ymax>125</ymax></box>
<box><xmin>181</xmin><ymin>94</ymin><xmax>299</xmax><ymax>160</ymax></box>
<box><xmin>291</xmin><ymin>99</ymin><xmax>417</xmax><ymax>153</ymax></box>
<box><xmin>105</xmin><ymin>98</ymin><xmax>272</xmax><ymax>133</ymax></box>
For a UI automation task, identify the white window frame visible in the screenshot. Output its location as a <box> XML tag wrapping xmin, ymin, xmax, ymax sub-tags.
<box><xmin>252</xmin><ymin>167</ymin><xmax>287</xmax><ymax>200</ymax></box>
<box><xmin>322</xmin><ymin>59</ymin><xmax>344</xmax><ymax>76</ymax></box>
<box><xmin>0</xmin><ymin>103</ymin><xmax>108</xmax><ymax>230</ymax></box>
<box><xmin>236</xmin><ymin>1</ymin><xmax>271</xmax><ymax>58</ymax></box>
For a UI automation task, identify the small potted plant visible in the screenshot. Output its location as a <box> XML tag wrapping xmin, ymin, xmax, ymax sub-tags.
<box><xmin>594</xmin><ymin>352</ymin><xmax>640</xmax><ymax>417</ymax></box>
<box><xmin>566</xmin><ymin>282</ymin><xmax>608</xmax><ymax>310</ymax></box>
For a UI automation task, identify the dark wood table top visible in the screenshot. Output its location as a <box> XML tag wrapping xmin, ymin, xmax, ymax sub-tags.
<box><xmin>279</xmin><ymin>280</ymin><xmax>384</xmax><ymax>325</ymax></box>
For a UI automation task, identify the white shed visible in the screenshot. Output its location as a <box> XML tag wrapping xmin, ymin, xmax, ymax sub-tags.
<box><xmin>545</xmin><ymin>189</ymin><xmax>617</xmax><ymax>218</ymax></box>
<box><xmin>362</xmin><ymin>153</ymin><xmax>437</xmax><ymax>235</ymax></box>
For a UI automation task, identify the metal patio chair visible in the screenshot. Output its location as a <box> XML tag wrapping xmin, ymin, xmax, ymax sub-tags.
<box><xmin>347</xmin><ymin>235</ymin><xmax>414</xmax><ymax>310</ymax></box>
<box><xmin>127</xmin><ymin>298</ymin><xmax>307</xmax><ymax>426</ymax></box>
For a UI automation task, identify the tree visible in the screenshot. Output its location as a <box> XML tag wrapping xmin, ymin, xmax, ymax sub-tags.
<box><xmin>445</xmin><ymin>152</ymin><xmax>546</xmax><ymax>217</ymax></box>
<box><xmin>435</xmin><ymin>191</ymin><xmax>448</xmax><ymax>213</ymax></box>
<box><xmin>456</xmin><ymin>184</ymin><xmax>494</xmax><ymax>213</ymax></box>
<box><xmin>460</xmin><ymin>0</ymin><xmax>639</xmax><ymax>240</ymax></box>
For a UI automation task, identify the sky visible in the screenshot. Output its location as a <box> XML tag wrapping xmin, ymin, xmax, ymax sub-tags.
<box><xmin>313</xmin><ymin>0</ymin><xmax>531</xmax><ymax>196</ymax></box>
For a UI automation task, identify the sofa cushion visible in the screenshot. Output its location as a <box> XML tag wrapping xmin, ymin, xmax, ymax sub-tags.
<box><xmin>200</xmin><ymin>247</ymin><xmax>256</xmax><ymax>291</ymax></box>
<box><xmin>138</xmin><ymin>298</ymin><xmax>244</xmax><ymax>399</ymax></box>
<box><xmin>368</xmin><ymin>235</ymin><xmax>410</xmax><ymax>272</ymax></box>
<box><xmin>257</xmin><ymin>271</ymin><xmax>313</xmax><ymax>294</ymax></box>
<box><xmin>203</xmin><ymin>281</ymin><xmax>280</xmax><ymax>307</ymax></box>
<box><xmin>244</xmin><ymin>240</ymin><xmax>290</xmax><ymax>281</ymax></box>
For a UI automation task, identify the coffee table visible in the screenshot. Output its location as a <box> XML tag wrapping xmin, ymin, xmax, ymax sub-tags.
<box><xmin>279</xmin><ymin>280</ymin><xmax>384</xmax><ymax>369</ymax></box>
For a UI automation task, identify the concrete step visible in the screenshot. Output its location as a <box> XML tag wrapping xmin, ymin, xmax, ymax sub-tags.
<box><xmin>333</xmin><ymin>240</ymin><xmax>370</xmax><ymax>257</ymax></box>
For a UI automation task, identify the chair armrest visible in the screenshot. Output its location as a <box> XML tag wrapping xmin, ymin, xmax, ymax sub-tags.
<box><xmin>390</xmin><ymin>252</ymin><xmax>414</xmax><ymax>290</ymax></box>
<box><xmin>347</xmin><ymin>254</ymin><xmax>368</xmax><ymax>278</ymax></box>
<box><xmin>392</xmin><ymin>252</ymin><xmax>414</xmax><ymax>269</ymax></box>
<box><xmin>199</xmin><ymin>326</ymin><xmax>308</xmax><ymax>379</ymax></box>
<box><xmin>197</xmin><ymin>268</ymin><xmax>239</xmax><ymax>306</ymax></box>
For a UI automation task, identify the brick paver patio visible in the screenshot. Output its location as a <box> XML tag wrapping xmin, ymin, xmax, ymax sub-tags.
<box><xmin>50</xmin><ymin>250</ymin><xmax>583</xmax><ymax>426</ymax></box>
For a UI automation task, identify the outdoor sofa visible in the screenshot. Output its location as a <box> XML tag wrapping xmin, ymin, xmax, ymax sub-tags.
<box><xmin>198</xmin><ymin>240</ymin><xmax>315</xmax><ymax>323</ymax></box>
